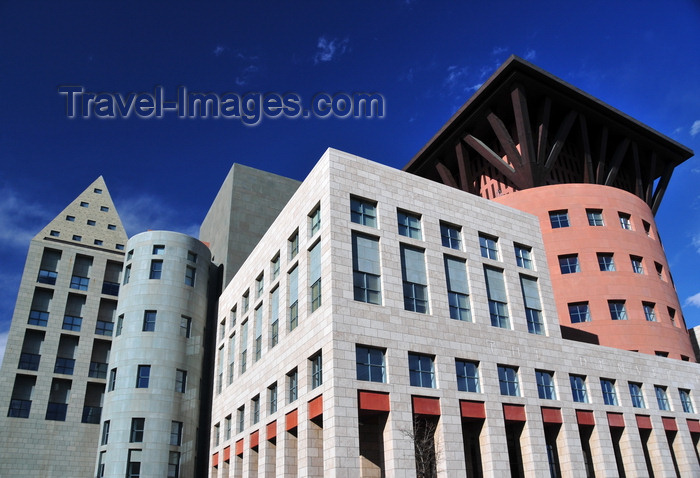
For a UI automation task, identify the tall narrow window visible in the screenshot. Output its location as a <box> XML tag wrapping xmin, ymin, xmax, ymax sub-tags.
<box><xmin>288</xmin><ymin>266</ymin><xmax>298</xmax><ymax>330</ymax></box>
<box><xmin>237</xmin><ymin>406</ymin><xmax>245</xmax><ymax>433</ymax></box>
<box><xmin>108</xmin><ymin>368</ymin><xmax>117</xmax><ymax>391</ymax></box>
<box><xmin>149</xmin><ymin>260</ymin><xmax>163</xmax><ymax>279</ymax></box>
<box><xmin>311</xmin><ymin>352</ymin><xmax>322</xmax><ymax>389</ymax></box>
<box><xmin>309</xmin><ymin>241</ymin><xmax>322</xmax><ymax>312</ymax></box>
<box><xmin>185</xmin><ymin>266</ymin><xmax>196</xmax><ymax>286</ymax></box>
<box><xmin>586</xmin><ymin>209</ymin><xmax>604</xmax><ymax>226</ymax></box>
<box><xmin>498</xmin><ymin>365</ymin><xmax>519</xmax><ymax>396</ymax></box>
<box><xmin>170</xmin><ymin>421</ymin><xmax>183</xmax><ymax>446</ymax></box>
<box><xmin>485</xmin><ymin>267</ymin><xmax>509</xmax><ymax>328</ymax></box>
<box><xmin>136</xmin><ymin>365</ymin><xmax>150</xmax><ymax>388</ymax></box>
<box><xmin>655</xmin><ymin>386</ymin><xmax>671</xmax><ymax>411</ymax></box>
<box><xmin>180</xmin><ymin>316</ymin><xmax>191</xmax><ymax>338</ymax></box>
<box><xmin>521</xmin><ymin>276</ymin><xmax>544</xmax><ymax>335</ymax></box>
<box><xmin>37</xmin><ymin>248</ymin><xmax>61</xmax><ymax>285</ymax></box>
<box><xmin>401</xmin><ymin>245</ymin><xmax>428</xmax><ymax>313</ymax></box>
<box><xmin>536</xmin><ymin>370</ymin><xmax>556</xmax><ymax>399</ymax></box>
<box><xmin>240</xmin><ymin>320</ymin><xmax>248</xmax><ymax>373</ymax></box>
<box><xmin>609</xmin><ymin>301</ymin><xmax>627</xmax><ymax>320</ymax></box>
<box><xmin>123</xmin><ymin>265</ymin><xmax>131</xmax><ymax>285</ymax></box>
<box><xmin>408</xmin><ymin>353</ymin><xmax>435</xmax><ymax>388</ymax></box>
<box><xmin>255</xmin><ymin>273</ymin><xmax>264</xmax><ymax>298</ymax></box>
<box><xmin>479</xmin><ymin>234</ymin><xmax>499</xmax><ymax>260</ymax></box>
<box><xmin>252</xmin><ymin>395</ymin><xmax>260</xmax><ymax>424</ymax></box>
<box><xmin>228</xmin><ymin>333</ymin><xmax>235</xmax><ymax>384</ymax></box>
<box><xmin>70</xmin><ymin>255</ymin><xmax>92</xmax><ymax>291</ymax></box>
<box><xmin>356</xmin><ymin>346</ymin><xmax>385</xmax><ymax>383</ymax></box>
<box><xmin>271</xmin><ymin>253</ymin><xmax>280</xmax><ymax>280</ymax></box>
<box><xmin>440</xmin><ymin>222</ymin><xmax>462</xmax><ymax>250</ymax></box>
<box><xmin>175</xmin><ymin>369</ymin><xmax>187</xmax><ymax>393</ymax></box>
<box><xmin>397</xmin><ymin>210</ymin><xmax>422</xmax><ymax>239</ymax></box>
<box><xmin>270</xmin><ymin>287</ymin><xmax>279</xmax><ymax>347</ymax></box>
<box><xmin>549</xmin><ymin>210</ymin><xmax>570</xmax><ymax>228</ymax></box>
<box><xmin>680</xmin><ymin>389</ymin><xmax>694</xmax><ymax>413</ymax></box>
<box><xmin>130</xmin><ymin>417</ymin><xmax>145</xmax><ymax>442</ymax></box>
<box><xmin>242</xmin><ymin>290</ymin><xmax>249</xmax><ymax>313</ymax></box>
<box><xmin>352</xmin><ymin>233</ymin><xmax>382</xmax><ymax>304</ymax></box>
<box><xmin>287</xmin><ymin>369</ymin><xmax>298</xmax><ymax>403</ymax></box>
<box><xmin>643</xmin><ymin>302</ymin><xmax>657</xmax><ymax>322</ymax></box>
<box><xmin>168</xmin><ymin>452</ymin><xmax>180</xmax><ymax>478</ymax></box>
<box><xmin>309</xmin><ymin>206</ymin><xmax>321</xmax><ymax>236</ymax></box>
<box><xmin>601</xmin><ymin>379</ymin><xmax>618</xmax><ymax>405</ymax></box>
<box><xmin>619</xmin><ymin>213</ymin><xmax>632</xmax><ymax>230</ymax></box>
<box><xmin>629</xmin><ymin>382</ymin><xmax>645</xmax><ymax>408</ymax></box>
<box><xmin>444</xmin><ymin>256</ymin><xmax>470</xmax><ymax>321</ymax></box>
<box><xmin>268</xmin><ymin>382</ymin><xmax>278</xmax><ymax>414</ymax></box>
<box><xmin>288</xmin><ymin>230</ymin><xmax>299</xmax><ymax>260</ymax></box>
<box><xmin>514</xmin><ymin>244</ymin><xmax>533</xmax><ymax>269</ymax></box>
<box><xmin>456</xmin><ymin>360</ymin><xmax>479</xmax><ymax>392</ymax></box>
<box><xmin>254</xmin><ymin>306</ymin><xmax>263</xmax><ymax>361</ymax></box>
<box><xmin>101</xmin><ymin>420</ymin><xmax>110</xmax><ymax>445</ymax></box>
<box><xmin>351</xmin><ymin>197</ymin><xmax>377</xmax><ymax>227</ymax></box>
<box><xmin>142</xmin><ymin>310</ymin><xmax>156</xmax><ymax>332</ymax></box>
<box><xmin>570</xmin><ymin>375</ymin><xmax>588</xmax><ymax>403</ymax></box>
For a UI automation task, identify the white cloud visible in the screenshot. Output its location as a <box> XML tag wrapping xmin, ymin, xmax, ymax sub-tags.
<box><xmin>444</xmin><ymin>65</ymin><xmax>469</xmax><ymax>89</ymax></box>
<box><xmin>492</xmin><ymin>46</ymin><xmax>508</xmax><ymax>55</ymax></box>
<box><xmin>524</xmin><ymin>49</ymin><xmax>536</xmax><ymax>61</ymax></box>
<box><xmin>0</xmin><ymin>184</ymin><xmax>54</xmax><ymax>249</ymax></box>
<box><xmin>115</xmin><ymin>194</ymin><xmax>201</xmax><ymax>239</ymax></box>
<box><xmin>685</xmin><ymin>292</ymin><xmax>700</xmax><ymax>308</ymax></box>
<box><xmin>313</xmin><ymin>36</ymin><xmax>350</xmax><ymax>64</ymax></box>
<box><xmin>0</xmin><ymin>330</ymin><xmax>7</xmax><ymax>368</ymax></box>
<box><xmin>213</xmin><ymin>45</ymin><xmax>226</xmax><ymax>57</ymax></box>
<box><xmin>691</xmin><ymin>120</ymin><xmax>700</xmax><ymax>136</ymax></box>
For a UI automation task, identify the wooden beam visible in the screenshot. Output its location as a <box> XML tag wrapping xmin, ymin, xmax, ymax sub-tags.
<box><xmin>604</xmin><ymin>137</ymin><xmax>631</xmax><ymax>186</ymax></box>
<box><xmin>543</xmin><ymin>109</ymin><xmax>578</xmax><ymax>174</ymax></box>
<box><xmin>651</xmin><ymin>162</ymin><xmax>674</xmax><ymax>215</ymax></box>
<box><xmin>631</xmin><ymin>142</ymin><xmax>643</xmax><ymax>199</ymax></box>
<box><xmin>645</xmin><ymin>152</ymin><xmax>657</xmax><ymax>205</ymax></box>
<box><xmin>464</xmin><ymin>134</ymin><xmax>517</xmax><ymax>183</ymax></box>
<box><xmin>435</xmin><ymin>161</ymin><xmax>458</xmax><ymax>188</ymax></box>
<box><xmin>536</xmin><ymin>97</ymin><xmax>552</xmax><ymax>166</ymax></box>
<box><xmin>595</xmin><ymin>127</ymin><xmax>608</xmax><ymax>184</ymax></box>
<box><xmin>579</xmin><ymin>115</ymin><xmax>594</xmax><ymax>184</ymax></box>
<box><xmin>454</xmin><ymin>140</ymin><xmax>472</xmax><ymax>193</ymax></box>
<box><xmin>487</xmin><ymin>110</ymin><xmax>522</xmax><ymax>166</ymax></box>
<box><xmin>511</xmin><ymin>84</ymin><xmax>536</xmax><ymax>166</ymax></box>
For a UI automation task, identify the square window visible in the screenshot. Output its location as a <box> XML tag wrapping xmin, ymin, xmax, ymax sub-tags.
<box><xmin>351</xmin><ymin>197</ymin><xmax>377</xmax><ymax>227</ymax></box>
<box><xmin>631</xmin><ymin>256</ymin><xmax>644</xmax><ymax>274</ymax></box>
<box><xmin>498</xmin><ymin>365</ymin><xmax>519</xmax><ymax>396</ymax></box>
<box><xmin>153</xmin><ymin>245</ymin><xmax>165</xmax><ymax>255</ymax></box>
<box><xmin>536</xmin><ymin>370</ymin><xmax>556</xmax><ymax>400</ymax></box>
<box><xmin>456</xmin><ymin>360</ymin><xmax>479</xmax><ymax>393</ymax></box>
<box><xmin>655</xmin><ymin>386</ymin><xmax>671</xmax><ymax>411</ymax></box>
<box><xmin>142</xmin><ymin>310</ymin><xmax>156</xmax><ymax>332</ymax></box>
<box><xmin>586</xmin><ymin>209</ymin><xmax>604</xmax><ymax>226</ymax></box>
<box><xmin>568</xmin><ymin>302</ymin><xmax>591</xmax><ymax>323</ymax></box>
<box><xmin>136</xmin><ymin>365</ymin><xmax>150</xmax><ymax>388</ymax></box>
<box><xmin>643</xmin><ymin>302</ymin><xmax>656</xmax><ymax>322</ymax></box>
<box><xmin>514</xmin><ymin>244</ymin><xmax>533</xmax><ymax>269</ymax></box>
<box><xmin>608</xmin><ymin>301</ymin><xmax>627</xmax><ymax>320</ymax></box>
<box><xmin>356</xmin><ymin>346</ymin><xmax>385</xmax><ymax>383</ymax></box>
<box><xmin>397</xmin><ymin>211</ymin><xmax>422</xmax><ymax>239</ymax></box>
<box><xmin>309</xmin><ymin>206</ymin><xmax>321</xmax><ymax>236</ymax></box>
<box><xmin>479</xmin><ymin>234</ymin><xmax>499</xmax><ymax>260</ymax></box>
<box><xmin>440</xmin><ymin>223</ymin><xmax>462</xmax><ymax>250</ymax></box>
<box><xmin>70</xmin><ymin>275</ymin><xmax>89</xmax><ymax>291</ymax></box>
<box><xmin>570</xmin><ymin>375</ymin><xmax>588</xmax><ymax>403</ymax></box>
<box><xmin>549</xmin><ymin>210</ymin><xmax>570</xmax><ymax>228</ymax></box>
<box><xmin>601</xmin><ymin>379</ymin><xmax>618</xmax><ymax>405</ymax></box>
<box><xmin>597</xmin><ymin>253</ymin><xmax>615</xmax><ymax>271</ymax></box>
<box><xmin>408</xmin><ymin>353</ymin><xmax>435</xmax><ymax>388</ymax></box>
<box><xmin>619</xmin><ymin>213</ymin><xmax>632</xmax><ymax>230</ymax></box>
<box><xmin>629</xmin><ymin>382</ymin><xmax>645</xmax><ymax>408</ymax></box>
<box><xmin>149</xmin><ymin>260</ymin><xmax>163</xmax><ymax>279</ymax></box>
<box><xmin>62</xmin><ymin>315</ymin><xmax>82</xmax><ymax>331</ymax></box>
<box><xmin>187</xmin><ymin>251</ymin><xmax>197</xmax><ymax>263</ymax></box>
<box><xmin>559</xmin><ymin>254</ymin><xmax>580</xmax><ymax>274</ymax></box>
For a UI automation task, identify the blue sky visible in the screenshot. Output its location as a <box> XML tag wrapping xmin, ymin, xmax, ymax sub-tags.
<box><xmin>1</xmin><ymin>1</ymin><xmax>699</xmax><ymax>362</ymax></box>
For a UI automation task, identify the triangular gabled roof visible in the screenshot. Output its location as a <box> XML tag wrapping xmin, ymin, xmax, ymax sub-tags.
<box><xmin>35</xmin><ymin>176</ymin><xmax>128</xmax><ymax>252</ymax></box>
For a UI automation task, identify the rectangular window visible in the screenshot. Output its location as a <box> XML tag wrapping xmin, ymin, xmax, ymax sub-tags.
<box><xmin>100</xmin><ymin>206</ymin><xmax>109</xmax><ymax>212</ymax></box>
<box><xmin>170</xmin><ymin>421</ymin><xmax>183</xmax><ymax>447</ymax></box>
<box><xmin>401</xmin><ymin>245</ymin><xmax>428</xmax><ymax>313</ymax></box>
<box><xmin>597</xmin><ymin>253</ymin><xmax>615</xmax><ymax>271</ymax></box>
<box><xmin>536</xmin><ymin>370</ymin><xmax>556</xmax><ymax>400</ymax></box>
<box><xmin>570</xmin><ymin>375</ymin><xmax>588</xmax><ymax>403</ymax></box>
<box><xmin>643</xmin><ymin>302</ymin><xmax>657</xmax><ymax>322</ymax></box>
<box><xmin>445</xmin><ymin>256</ymin><xmax>470</xmax><ymax>321</ymax></box>
<box><xmin>240</xmin><ymin>320</ymin><xmax>248</xmax><ymax>373</ymax></box>
<box><xmin>498</xmin><ymin>365</ymin><xmax>519</xmax><ymax>396</ymax></box>
<box><xmin>485</xmin><ymin>267</ymin><xmax>509</xmax><ymax>328</ymax></box>
<box><xmin>87</xmin><ymin>219</ymin><xmax>96</xmax><ymax>226</ymax></box>
<box><xmin>185</xmin><ymin>266</ymin><xmax>196</xmax><ymax>286</ymax></box>
<box><xmin>521</xmin><ymin>275</ymin><xmax>544</xmax><ymax>335</ymax></box>
<box><xmin>549</xmin><ymin>210</ymin><xmax>570</xmax><ymax>228</ymax></box>
<box><xmin>655</xmin><ymin>386</ymin><xmax>671</xmax><ymax>411</ymax></box>
<box><xmin>225</xmin><ymin>415</ymin><xmax>231</xmax><ymax>440</ymax></box>
<box><xmin>568</xmin><ymin>302</ymin><xmax>591</xmax><ymax>323</ymax></box>
<box><xmin>80</xmin><ymin>201</ymin><xmax>89</xmax><ymax>207</ymax></box>
<box><xmin>187</xmin><ymin>251</ymin><xmax>197</xmax><ymax>263</ymax></box>
<box><xmin>142</xmin><ymin>310</ymin><xmax>156</xmax><ymax>332</ymax></box>
<box><xmin>601</xmin><ymin>379</ymin><xmax>618</xmax><ymax>405</ymax></box>
<box><xmin>655</xmin><ymin>262</ymin><xmax>664</xmax><ymax>280</ymax></box>
<box><xmin>252</xmin><ymin>395</ymin><xmax>260</xmax><ymax>424</ymax></box>
<box><xmin>70</xmin><ymin>275</ymin><xmax>89</xmax><ymax>290</ymax></box>
<box><xmin>270</xmin><ymin>287</ymin><xmax>279</xmax><ymax>347</ymax></box>
<box><xmin>255</xmin><ymin>273</ymin><xmax>264</xmax><ymax>298</ymax></box>
<box><xmin>54</xmin><ymin>357</ymin><xmax>75</xmax><ymax>375</ymax></box>
<box><xmin>243</xmin><ymin>290</ymin><xmax>250</xmax><ymax>312</ymax></box>
<box><xmin>288</xmin><ymin>266</ymin><xmax>298</xmax><ymax>330</ymax></box>
<box><xmin>149</xmin><ymin>260</ymin><xmax>163</xmax><ymax>279</ymax></box>
<box><xmin>680</xmin><ymin>389</ymin><xmax>694</xmax><ymax>413</ymax></box>
<box><xmin>309</xmin><ymin>241</ymin><xmax>322</xmax><ymax>312</ymax></box>
<box><xmin>268</xmin><ymin>382</ymin><xmax>278</xmax><ymax>414</ymax></box>
<box><xmin>288</xmin><ymin>230</ymin><xmax>299</xmax><ymax>260</ymax></box>
<box><xmin>398</xmin><ymin>210</ymin><xmax>422</xmax><ymax>239</ymax></box>
<box><xmin>351</xmin><ymin>197</ymin><xmax>377</xmax><ymax>227</ymax></box>
<box><xmin>311</xmin><ymin>352</ymin><xmax>323</xmax><ymax>389</ymax></box>
<box><xmin>126</xmin><ymin>449</ymin><xmax>141</xmax><ymax>478</ymax></box>
<box><xmin>175</xmin><ymin>369</ymin><xmax>187</xmax><ymax>393</ymax></box>
<box><xmin>586</xmin><ymin>209</ymin><xmax>604</xmax><ymax>226</ymax></box>
<box><xmin>440</xmin><ymin>222</ymin><xmax>462</xmax><ymax>250</ymax></box>
<box><xmin>619</xmin><ymin>213</ymin><xmax>632</xmax><ymax>230</ymax></box>
<box><xmin>629</xmin><ymin>382</ymin><xmax>645</xmax><ymax>408</ymax></box>
<box><xmin>237</xmin><ymin>406</ymin><xmax>245</xmax><ymax>432</ymax></box>
<box><xmin>408</xmin><ymin>353</ymin><xmax>435</xmax><ymax>388</ymax></box>
<box><xmin>254</xmin><ymin>306</ymin><xmax>263</xmax><ymax>361</ymax></box>
<box><xmin>309</xmin><ymin>206</ymin><xmax>321</xmax><ymax>236</ymax></box>
<box><xmin>287</xmin><ymin>369</ymin><xmax>298</xmax><ymax>403</ymax></box>
<box><xmin>456</xmin><ymin>360</ymin><xmax>479</xmax><ymax>393</ymax></box>
<box><xmin>130</xmin><ymin>417</ymin><xmax>145</xmax><ymax>442</ymax></box>
<box><xmin>559</xmin><ymin>254</ymin><xmax>580</xmax><ymax>274</ymax></box>
<box><xmin>70</xmin><ymin>254</ymin><xmax>92</xmax><ymax>291</ymax></box>
<box><xmin>153</xmin><ymin>245</ymin><xmax>165</xmax><ymax>255</ymax></box>
<box><xmin>123</xmin><ymin>265</ymin><xmax>131</xmax><ymax>285</ymax></box>
<box><xmin>214</xmin><ymin>423</ymin><xmax>220</xmax><ymax>446</ymax></box>
<box><xmin>136</xmin><ymin>365</ymin><xmax>150</xmax><ymax>388</ymax></box>
<box><xmin>108</xmin><ymin>368</ymin><xmax>117</xmax><ymax>391</ymax></box>
<box><xmin>609</xmin><ymin>300</ymin><xmax>627</xmax><ymax>320</ymax></box>
<box><xmin>228</xmin><ymin>333</ymin><xmax>235</xmax><ymax>385</ymax></box>
<box><xmin>352</xmin><ymin>233</ymin><xmax>382</xmax><ymax>305</ymax></box>
<box><xmin>271</xmin><ymin>253</ymin><xmax>280</xmax><ymax>280</ymax></box>
<box><xmin>61</xmin><ymin>315</ymin><xmax>82</xmax><ymax>331</ymax></box>
<box><xmin>631</xmin><ymin>256</ymin><xmax>644</xmax><ymax>274</ymax></box>
<box><xmin>180</xmin><ymin>316</ymin><xmax>191</xmax><ymax>338</ymax></box>
<box><xmin>356</xmin><ymin>346</ymin><xmax>385</xmax><ymax>383</ymax></box>
<box><xmin>168</xmin><ymin>452</ymin><xmax>180</xmax><ymax>478</ymax></box>
<box><xmin>101</xmin><ymin>420</ymin><xmax>110</xmax><ymax>445</ymax></box>
<box><xmin>479</xmin><ymin>234</ymin><xmax>499</xmax><ymax>260</ymax></box>
<box><xmin>514</xmin><ymin>244</ymin><xmax>533</xmax><ymax>269</ymax></box>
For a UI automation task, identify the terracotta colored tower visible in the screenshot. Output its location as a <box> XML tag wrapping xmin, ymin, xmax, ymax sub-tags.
<box><xmin>404</xmin><ymin>56</ymin><xmax>695</xmax><ymax>360</ymax></box>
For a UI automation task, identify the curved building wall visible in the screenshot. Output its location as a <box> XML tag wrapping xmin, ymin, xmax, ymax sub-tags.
<box><xmin>494</xmin><ymin>183</ymin><xmax>695</xmax><ymax>360</ymax></box>
<box><xmin>97</xmin><ymin>231</ymin><xmax>212</xmax><ymax>477</ymax></box>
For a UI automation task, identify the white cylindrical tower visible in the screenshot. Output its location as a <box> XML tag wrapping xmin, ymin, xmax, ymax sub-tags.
<box><xmin>97</xmin><ymin>231</ymin><xmax>212</xmax><ymax>478</ymax></box>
